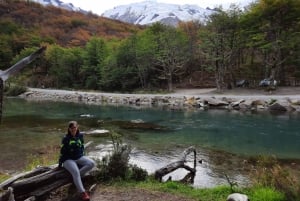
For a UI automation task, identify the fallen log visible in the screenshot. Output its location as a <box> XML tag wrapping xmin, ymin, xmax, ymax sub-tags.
<box><xmin>0</xmin><ymin>166</ymin><xmax>51</xmax><ymax>190</ymax></box>
<box><xmin>11</xmin><ymin>168</ymin><xmax>70</xmax><ymax>198</ymax></box>
<box><xmin>154</xmin><ymin>146</ymin><xmax>197</xmax><ymax>183</ymax></box>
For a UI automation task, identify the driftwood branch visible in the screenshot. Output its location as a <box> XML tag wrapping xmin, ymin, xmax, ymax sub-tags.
<box><xmin>154</xmin><ymin>146</ymin><xmax>197</xmax><ymax>184</ymax></box>
<box><xmin>0</xmin><ymin>47</ymin><xmax>46</xmax><ymax>82</ymax></box>
<box><xmin>0</xmin><ymin>46</ymin><xmax>46</xmax><ymax>123</ymax></box>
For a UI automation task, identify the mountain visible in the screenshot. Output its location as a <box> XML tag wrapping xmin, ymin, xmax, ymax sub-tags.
<box><xmin>0</xmin><ymin>1</ymin><xmax>142</xmax><ymax>47</ymax></box>
<box><xmin>30</xmin><ymin>0</ymin><xmax>86</xmax><ymax>13</ymax></box>
<box><xmin>102</xmin><ymin>1</ymin><xmax>214</xmax><ymax>26</ymax></box>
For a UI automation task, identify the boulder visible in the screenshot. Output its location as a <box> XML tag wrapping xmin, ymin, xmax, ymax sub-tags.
<box><xmin>227</xmin><ymin>193</ymin><xmax>249</xmax><ymax>201</ymax></box>
<box><xmin>268</xmin><ymin>102</ymin><xmax>287</xmax><ymax>112</ymax></box>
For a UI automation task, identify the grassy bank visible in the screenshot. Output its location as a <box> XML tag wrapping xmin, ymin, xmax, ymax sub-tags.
<box><xmin>107</xmin><ymin>179</ymin><xmax>285</xmax><ymax>201</ymax></box>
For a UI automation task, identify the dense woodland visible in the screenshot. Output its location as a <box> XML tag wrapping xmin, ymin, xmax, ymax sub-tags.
<box><xmin>1</xmin><ymin>0</ymin><xmax>300</xmax><ymax>92</ymax></box>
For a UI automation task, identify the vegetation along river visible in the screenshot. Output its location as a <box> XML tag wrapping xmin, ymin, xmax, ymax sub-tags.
<box><xmin>1</xmin><ymin>97</ymin><xmax>300</xmax><ymax>188</ymax></box>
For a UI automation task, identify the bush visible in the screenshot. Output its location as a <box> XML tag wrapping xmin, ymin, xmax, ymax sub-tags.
<box><xmin>95</xmin><ymin>131</ymin><xmax>148</xmax><ymax>183</ymax></box>
<box><xmin>5</xmin><ymin>85</ymin><xmax>27</xmax><ymax>96</ymax></box>
<box><xmin>251</xmin><ymin>155</ymin><xmax>299</xmax><ymax>201</ymax></box>
<box><xmin>129</xmin><ymin>164</ymin><xmax>148</xmax><ymax>181</ymax></box>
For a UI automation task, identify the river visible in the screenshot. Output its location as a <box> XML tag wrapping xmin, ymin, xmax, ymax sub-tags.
<box><xmin>1</xmin><ymin>97</ymin><xmax>300</xmax><ymax>187</ymax></box>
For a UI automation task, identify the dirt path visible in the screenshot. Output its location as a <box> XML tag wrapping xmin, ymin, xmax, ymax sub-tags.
<box><xmin>45</xmin><ymin>185</ymin><xmax>195</xmax><ymax>201</ymax></box>
<box><xmin>173</xmin><ymin>86</ymin><xmax>300</xmax><ymax>96</ymax></box>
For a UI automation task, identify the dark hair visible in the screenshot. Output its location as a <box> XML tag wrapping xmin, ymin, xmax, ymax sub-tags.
<box><xmin>68</xmin><ymin>121</ymin><xmax>77</xmax><ymax>128</ymax></box>
<box><xmin>67</xmin><ymin>121</ymin><xmax>79</xmax><ymax>135</ymax></box>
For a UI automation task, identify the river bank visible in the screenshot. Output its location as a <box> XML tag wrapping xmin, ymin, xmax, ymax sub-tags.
<box><xmin>20</xmin><ymin>87</ymin><xmax>300</xmax><ymax>113</ymax></box>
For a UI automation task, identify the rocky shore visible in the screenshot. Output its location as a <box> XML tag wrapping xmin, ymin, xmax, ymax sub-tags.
<box><xmin>20</xmin><ymin>87</ymin><xmax>300</xmax><ymax>113</ymax></box>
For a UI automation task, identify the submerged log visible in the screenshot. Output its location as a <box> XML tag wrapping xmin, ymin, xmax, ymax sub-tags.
<box><xmin>102</xmin><ymin>120</ymin><xmax>170</xmax><ymax>131</ymax></box>
<box><xmin>154</xmin><ymin>146</ymin><xmax>197</xmax><ymax>183</ymax></box>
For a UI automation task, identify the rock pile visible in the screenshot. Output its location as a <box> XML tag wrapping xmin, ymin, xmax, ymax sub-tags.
<box><xmin>20</xmin><ymin>89</ymin><xmax>300</xmax><ymax>113</ymax></box>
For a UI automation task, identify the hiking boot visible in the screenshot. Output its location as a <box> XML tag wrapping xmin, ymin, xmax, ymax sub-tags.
<box><xmin>81</xmin><ymin>191</ymin><xmax>90</xmax><ymax>201</ymax></box>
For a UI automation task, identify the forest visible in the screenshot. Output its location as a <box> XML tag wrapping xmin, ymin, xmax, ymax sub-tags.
<box><xmin>1</xmin><ymin>0</ymin><xmax>300</xmax><ymax>92</ymax></box>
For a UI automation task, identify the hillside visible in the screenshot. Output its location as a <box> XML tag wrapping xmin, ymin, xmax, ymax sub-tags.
<box><xmin>0</xmin><ymin>1</ymin><xmax>143</xmax><ymax>47</ymax></box>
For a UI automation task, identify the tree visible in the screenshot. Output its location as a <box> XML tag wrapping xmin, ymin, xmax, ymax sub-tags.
<box><xmin>151</xmin><ymin>23</ymin><xmax>189</xmax><ymax>91</ymax></box>
<box><xmin>45</xmin><ymin>45</ymin><xmax>68</xmax><ymax>88</ymax></box>
<box><xmin>135</xmin><ymin>29</ymin><xmax>158</xmax><ymax>89</ymax></box>
<box><xmin>81</xmin><ymin>37</ymin><xmax>108</xmax><ymax>89</ymax></box>
<box><xmin>243</xmin><ymin>0</ymin><xmax>300</xmax><ymax>85</ymax></box>
<box><xmin>62</xmin><ymin>47</ymin><xmax>84</xmax><ymax>88</ymax></box>
<box><xmin>199</xmin><ymin>5</ymin><xmax>244</xmax><ymax>91</ymax></box>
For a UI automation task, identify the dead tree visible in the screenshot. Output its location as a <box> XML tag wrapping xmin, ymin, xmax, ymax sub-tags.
<box><xmin>154</xmin><ymin>146</ymin><xmax>198</xmax><ymax>184</ymax></box>
<box><xmin>0</xmin><ymin>46</ymin><xmax>46</xmax><ymax>123</ymax></box>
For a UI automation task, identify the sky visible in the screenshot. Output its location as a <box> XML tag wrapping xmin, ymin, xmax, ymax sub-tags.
<box><xmin>64</xmin><ymin>0</ymin><xmax>254</xmax><ymax>15</ymax></box>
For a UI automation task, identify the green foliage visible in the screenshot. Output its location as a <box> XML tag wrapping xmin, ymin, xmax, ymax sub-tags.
<box><xmin>0</xmin><ymin>19</ymin><xmax>22</xmax><ymax>35</ymax></box>
<box><xmin>133</xmin><ymin>180</ymin><xmax>285</xmax><ymax>201</ymax></box>
<box><xmin>81</xmin><ymin>37</ymin><xmax>108</xmax><ymax>89</ymax></box>
<box><xmin>24</xmin><ymin>146</ymin><xmax>59</xmax><ymax>171</ymax></box>
<box><xmin>4</xmin><ymin>84</ymin><xmax>27</xmax><ymax>96</ymax></box>
<box><xmin>1</xmin><ymin>0</ymin><xmax>300</xmax><ymax>91</ymax></box>
<box><xmin>0</xmin><ymin>36</ymin><xmax>13</xmax><ymax>70</ymax></box>
<box><xmin>0</xmin><ymin>173</ymin><xmax>10</xmax><ymax>183</ymax></box>
<box><xmin>249</xmin><ymin>187</ymin><xmax>285</xmax><ymax>201</ymax></box>
<box><xmin>71</xmin><ymin>19</ymin><xmax>87</xmax><ymax>28</ymax></box>
<box><xmin>45</xmin><ymin>45</ymin><xmax>85</xmax><ymax>88</ymax></box>
<box><xmin>100</xmin><ymin>52</ymin><xmax>139</xmax><ymax>92</ymax></box>
<box><xmin>95</xmin><ymin>132</ymin><xmax>148</xmax><ymax>183</ymax></box>
<box><xmin>200</xmin><ymin>6</ymin><xmax>245</xmax><ymax>91</ymax></box>
<box><xmin>251</xmin><ymin>155</ymin><xmax>299</xmax><ymax>201</ymax></box>
<box><xmin>150</xmin><ymin>23</ymin><xmax>189</xmax><ymax>91</ymax></box>
<box><xmin>128</xmin><ymin>164</ymin><xmax>148</xmax><ymax>181</ymax></box>
<box><xmin>242</xmin><ymin>0</ymin><xmax>300</xmax><ymax>83</ymax></box>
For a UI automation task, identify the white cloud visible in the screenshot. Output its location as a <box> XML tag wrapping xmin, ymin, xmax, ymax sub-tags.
<box><xmin>64</xmin><ymin>0</ymin><xmax>253</xmax><ymax>15</ymax></box>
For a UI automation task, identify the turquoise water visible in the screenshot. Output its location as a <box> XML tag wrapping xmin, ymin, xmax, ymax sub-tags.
<box><xmin>1</xmin><ymin>97</ymin><xmax>300</xmax><ymax>187</ymax></box>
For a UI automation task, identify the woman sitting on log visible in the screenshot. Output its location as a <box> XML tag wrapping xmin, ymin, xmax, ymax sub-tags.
<box><xmin>59</xmin><ymin>121</ymin><xmax>96</xmax><ymax>201</ymax></box>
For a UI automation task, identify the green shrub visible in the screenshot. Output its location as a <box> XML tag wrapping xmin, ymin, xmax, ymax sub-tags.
<box><xmin>251</xmin><ymin>155</ymin><xmax>299</xmax><ymax>201</ymax></box>
<box><xmin>95</xmin><ymin>131</ymin><xmax>148</xmax><ymax>183</ymax></box>
<box><xmin>129</xmin><ymin>164</ymin><xmax>148</xmax><ymax>181</ymax></box>
<box><xmin>5</xmin><ymin>85</ymin><xmax>27</xmax><ymax>96</ymax></box>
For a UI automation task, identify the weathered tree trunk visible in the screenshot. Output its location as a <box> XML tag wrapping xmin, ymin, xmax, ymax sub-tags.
<box><xmin>0</xmin><ymin>166</ymin><xmax>52</xmax><ymax>190</ymax></box>
<box><xmin>0</xmin><ymin>166</ymin><xmax>75</xmax><ymax>201</ymax></box>
<box><xmin>154</xmin><ymin>146</ymin><xmax>197</xmax><ymax>183</ymax></box>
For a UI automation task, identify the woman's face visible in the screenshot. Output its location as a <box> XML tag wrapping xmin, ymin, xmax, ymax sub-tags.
<box><xmin>69</xmin><ymin>124</ymin><xmax>78</xmax><ymax>136</ymax></box>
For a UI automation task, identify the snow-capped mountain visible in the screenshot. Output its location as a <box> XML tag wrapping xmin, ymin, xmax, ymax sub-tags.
<box><xmin>102</xmin><ymin>1</ymin><xmax>214</xmax><ymax>26</ymax></box>
<box><xmin>30</xmin><ymin>0</ymin><xmax>85</xmax><ymax>13</ymax></box>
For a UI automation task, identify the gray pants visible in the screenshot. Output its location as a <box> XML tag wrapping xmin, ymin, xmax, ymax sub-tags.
<box><xmin>63</xmin><ymin>156</ymin><xmax>95</xmax><ymax>193</ymax></box>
